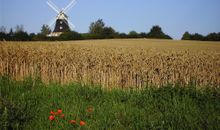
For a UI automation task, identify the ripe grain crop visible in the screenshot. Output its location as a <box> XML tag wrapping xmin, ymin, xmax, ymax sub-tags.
<box><xmin>0</xmin><ymin>39</ymin><xmax>220</xmax><ymax>88</ymax></box>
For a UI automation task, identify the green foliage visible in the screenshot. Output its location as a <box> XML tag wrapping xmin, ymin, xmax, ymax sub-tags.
<box><xmin>88</xmin><ymin>19</ymin><xmax>118</xmax><ymax>39</ymax></box>
<box><xmin>118</xmin><ymin>33</ymin><xmax>128</xmax><ymax>38</ymax></box>
<box><xmin>59</xmin><ymin>31</ymin><xmax>83</xmax><ymax>40</ymax></box>
<box><xmin>13</xmin><ymin>31</ymin><xmax>30</xmax><ymax>41</ymax></box>
<box><xmin>182</xmin><ymin>32</ymin><xmax>191</xmax><ymax>40</ymax></box>
<box><xmin>146</xmin><ymin>25</ymin><xmax>172</xmax><ymax>39</ymax></box>
<box><xmin>89</xmin><ymin>19</ymin><xmax>105</xmax><ymax>34</ymax></box>
<box><xmin>205</xmin><ymin>32</ymin><xmax>220</xmax><ymax>41</ymax></box>
<box><xmin>128</xmin><ymin>31</ymin><xmax>140</xmax><ymax>38</ymax></box>
<box><xmin>102</xmin><ymin>27</ymin><xmax>116</xmax><ymax>39</ymax></box>
<box><xmin>139</xmin><ymin>32</ymin><xmax>147</xmax><ymax>38</ymax></box>
<box><xmin>1</xmin><ymin>107</ymin><xmax>9</xmax><ymax>130</ymax></box>
<box><xmin>1</xmin><ymin>22</ymin><xmax>220</xmax><ymax>41</ymax></box>
<box><xmin>0</xmin><ymin>32</ymin><xmax>7</xmax><ymax>41</ymax></box>
<box><xmin>0</xmin><ymin>26</ymin><xmax>6</xmax><ymax>33</ymax></box>
<box><xmin>0</xmin><ymin>76</ymin><xmax>220</xmax><ymax>129</ymax></box>
<box><xmin>40</xmin><ymin>25</ymin><xmax>51</xmax><ymax>36</ymax></box>
<box><xmin>182</xmin><ymin>32</ymin><xmax>220</xmax><ymax>41</ymax></box>
<box><xmin>191</xmin><ymin>33</ymin><xmax>204</xmax><ymax>40</ymax></box>
<box><xmin>0</xmin><ymin>76</ymin><xmax>41</xmax><ymax>129</ymax></box>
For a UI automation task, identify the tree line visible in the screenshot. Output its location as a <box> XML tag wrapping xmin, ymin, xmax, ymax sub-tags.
<box><xmin>182</xmin><ymin>32</ymin><xmax>220</xmax><ymax>41</ymax></box>
<box><xmin>0</xmin><ymin>19</ymin><xmax>219</xmax><ymax>41</ymax></box>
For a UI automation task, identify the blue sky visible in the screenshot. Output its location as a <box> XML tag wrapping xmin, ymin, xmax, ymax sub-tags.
<box><xmin>0</xmin><ymin>0</ymin><xmax>220</xmax><ymax>39</ymax></box>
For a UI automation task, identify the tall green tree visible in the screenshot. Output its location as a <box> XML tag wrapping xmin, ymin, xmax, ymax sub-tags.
<box><xmin>181</xmin><ymin>32</ymin><xmax>191</xmax><ymax>40</ymax></box>
<box><xmin>128</xmin><ymin>31</ymin><xmax>139</xmax><ymax>38</ymax></box>
<box><xmin>146</xmin><ymin>25</ymin><xmax>172</xmax><ymax>39</ymax></box>
<box><xmin>40</xmin><ymin>25</ymin><xmax>51</xmax><ymax>36</ymax></box>
<box><xmin>102</xmin><ymin>27</ymin><xmax>116</xmax><ymax>38</ymax></box>
<box><xmin>89</xmin><ymin>19</ymin><xmax>105</xmax><ymax>34</ymax></box>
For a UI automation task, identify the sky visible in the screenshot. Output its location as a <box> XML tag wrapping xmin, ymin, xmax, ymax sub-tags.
<box><xmin>0</xmin><ymin>0</ymin><xmax>220</xmax><ymax>39</ymax></box>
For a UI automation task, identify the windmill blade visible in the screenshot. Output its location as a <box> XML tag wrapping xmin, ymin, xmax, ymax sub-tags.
<box><xmin>47</xmin><ymin>1</ymin><xmax>60</xmax><ymax>14</ymax></box>
<box><xmin>64</xmin><ymin>1</ymin><xmax>77</xmax><ymax>14</ymax></box>
<box><xmin>68</xmin><ymin>20</ymin><xmax>76</xmax><ymax>29</ymax></box>
<box><xmin>47</xmin><ymin>0</ymin><xmax>60</xmax><ymax>12</ymax></box>
<box><xmin>63</xmin><ymin>0</ymin><xmax>76</xmax><ymax>13</ymax></box>
<box><xmin>63</xmin><ymin>17</ymin><xmax>75</xmax><ymax>30</ymax></box>
<box><xmin>48</xmin><ymin>17</ymin><xmax>57</xmax><ymax>28</ymax></box>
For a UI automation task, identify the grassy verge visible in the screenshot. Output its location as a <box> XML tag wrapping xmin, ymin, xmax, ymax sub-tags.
<box><xmin>0</xmin><ymin>76</ymin><xmax>220</xmax><ymax>130</ymax></box>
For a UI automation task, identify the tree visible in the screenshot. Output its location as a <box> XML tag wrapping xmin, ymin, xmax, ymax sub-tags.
<box><xmin>0</xmin><ymin>26</ymin><xmax>7</xmax><ymax>41</ymax></box>
<box><xmin>102</xmin><ymin>27</ymin><xmax>116</xmax><ymax>38</ymax></box>
<box><xmin>146</xmin><ymin>25</ymin><xmax>172</xmax><ymax>39</ymax></box>
<box><xmin>128</xmin><ymin>31</ymin><xmax>139</xmax><ymax>38</ymax></box>
<box><xmin>0</xmin><ymin>32</ymin><xmax>7</xmax><ymax>41</ymax></box>
<box><xmin>181</xmin><ymin>31</ymin><xmax>220</xmax><ymax>41</ymax></box>
<box><xmin>6</xmin><ymin>28</ymin><xmax>14</xmax><ymax>40</ymax></box>
<box><xmin>206</xmin><ymin>33</ymin><xmax>220</xmax><ymax>41</ymax></box>
<box><xmin>0</xmin><ymin>26</ymin><xmax>6</xmax><ymax>33</ymax></box>
<box><xmin>14</xmin><ymin>31</ymin><xmax>30</xmax><ymax>41</ymax></box>
<box><xmin>8</xmin><ymin>28</ymin><xmax>14</xmax><ymax>37</ymax></box>
<box><xmin>139</xmin><ymin>32</ymin><xmax>147</xmax><ymax>38</ymax></box>
<box><xmin>13</xmin><ymin>25</ymin><xmax>30</xmax><ymax>41</ymax></box>
<box><xmin>40</xmin><ymin>25</ymin><xmax>51</xmax><ymax>36</ymax></box>
<box><xmin>89</xmin><ymin>19</ymin><xmax>105</xmax><ymax>34</ymax></box>
<box><xmin>15</xmin><ymin>25</ymin><xmax>24</xmax><ymax>33</ymax></box>
<box><xmin>191</xmin><ymin>33</ymin><xmax>204</xmax><ymax>41</ymax></box>
<box><xmin>181</xmin><ymin>32</ymin><xmax>191</xmax><ymax>40</ymax></box>
<box><xmin>118</xmin><ymin>33</ymin><xmax>127</xmax><ymax>38</ymax></box>
<box><xmin>29</xmin><ymin>33</ymin><xmax>36</xmax><ymax>41</ymax></box>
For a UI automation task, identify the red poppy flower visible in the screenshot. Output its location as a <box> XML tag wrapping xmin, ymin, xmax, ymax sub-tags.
<box><xmin>69</xmin><ymin>120</ymin><xmax>76</xmax><ymax>124</ymax></box>
<box><xmin>50</xmin><ymin>111</ymin><xmax>55</xmax><ymax>115</ymax></box>
<box><xmin>80</xmin><ymin>120</ymin><xmax>86</xmax><ymax>126</ymax></box>
<box><xmin>49</xmin><ymin>115</ymin><xmax>55</xmax><ymax>121</ymax></box>
<box><xmin>57</xmin><ymin>109</ymin><xmax>62</xmax><ymax>114</ymax></box>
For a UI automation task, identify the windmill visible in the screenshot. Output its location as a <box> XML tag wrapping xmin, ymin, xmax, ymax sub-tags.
<box><xmin>47</xmin><ymin>0</ymin><xmax>77</xmax><ymax>37</ymax></box>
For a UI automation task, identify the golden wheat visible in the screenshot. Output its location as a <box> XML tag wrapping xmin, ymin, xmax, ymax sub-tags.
<box><xmin>0</xmin><ymin>39</ymin><xmax>220</xmax><ymax>88</ymax></box>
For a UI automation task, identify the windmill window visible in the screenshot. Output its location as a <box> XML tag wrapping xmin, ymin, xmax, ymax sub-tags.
<box><xmin>60</xmin><ymin>26</ymin><xmax>63</xmax><ymax>30</ymax></box>
<box><xmin>60</xmin><ymin>21</ymin><xmax>63</xmax><ymax>24</ymax></box>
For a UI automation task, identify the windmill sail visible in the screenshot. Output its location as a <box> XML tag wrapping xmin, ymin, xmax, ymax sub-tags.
<box><xmin>46</xmin><ymin>0</ymin><xmax>76</xmax><ymax>37</ymax></box>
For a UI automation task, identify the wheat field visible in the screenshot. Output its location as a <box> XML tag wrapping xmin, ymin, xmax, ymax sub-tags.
<box><xmin>0</xmin><ymin>39</ymin><xmax>220</xmax><ymax>88</ymax></box>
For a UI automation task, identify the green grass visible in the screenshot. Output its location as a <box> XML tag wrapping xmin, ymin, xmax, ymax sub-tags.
<box><xmin>0</xmin><ymin>76</ymin><xmax>220</xmax><ymax>130</ymax></box>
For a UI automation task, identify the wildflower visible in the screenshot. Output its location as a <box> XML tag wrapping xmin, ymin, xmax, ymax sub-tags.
<box><xmin>49</xmin><ymin>115</ymin><xmax>55</xmax><ymax>121</ymax></box>
<box><xmin>80</xmin><ymin>120</ymin><xmax>86</xmax><ymax>126</ymax></box>
<box><xmin>57</xmin><ymin>109</ymin><xmax>62</xmax><ymax>114</ymax></box>
<box><xmin>50</xmin><ymin>111</ymin><xmax>55</xmax><ymax>115</ymax></box>
<box><xmin>69</xmin><ymin>120</ymin><xmax>76</xmax><ymax>124</ymax></box>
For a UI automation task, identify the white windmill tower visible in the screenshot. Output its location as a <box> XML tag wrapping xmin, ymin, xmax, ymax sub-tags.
<box><xmin>47</xmin><ymin>0</ymin><xmax>77</xmax><ymax>37</ymax></box>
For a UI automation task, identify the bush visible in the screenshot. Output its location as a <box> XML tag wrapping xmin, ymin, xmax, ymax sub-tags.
<box><xmin>59</xmin><ymin>31</ymin><xmax>83</xmax><ymax>41</ymax></box>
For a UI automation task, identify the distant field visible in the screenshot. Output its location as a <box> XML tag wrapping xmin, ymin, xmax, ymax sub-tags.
<box><xmin>0</xmin><ymin>39</ymin><xmax>220</xmax><ymax>88</ymax></box>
